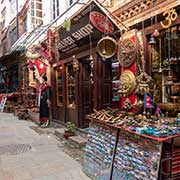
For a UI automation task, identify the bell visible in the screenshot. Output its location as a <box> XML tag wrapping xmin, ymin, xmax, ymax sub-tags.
<box><xmin>121</xmin><ymin>48</ymin><xmax>126</xmax><ymax>54</ymax></box>
<box><xmin>149</xmin><ymin>36</ymin><xmax>156</xmax><ymax>45</ymax></box>
<box><xmin>152</xmin><ymin>29</ymin><xmax>160</xmax><ymax>37</ymax></box>
<box><xmin>102</xmin><ymin>47</ymin><xmax>106</xmax><ymax>55</ymax></box>
<box><xmin>89</xmin><ymin>54</ymin><xmax>93</xmax><ymax>61</ymax></box>
<box><xmin>158</xmin><ymin>67</ymin><xmax>162</xmax><ymax>73</ymax></box>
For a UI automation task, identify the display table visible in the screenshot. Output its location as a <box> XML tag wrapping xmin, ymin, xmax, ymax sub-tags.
<box><xmin>0</xmin><ymin>93</ymin><xmax>19</xmax><ymax>113</ymax></box>
<box><xmin>83</xmin><ymin>117</ymin><xmax>180</xmax><ymax>180</ymax></box>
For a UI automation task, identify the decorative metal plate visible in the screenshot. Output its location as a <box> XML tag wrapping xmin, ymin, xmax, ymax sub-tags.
<box><xmin>118</xmin><ymin>70</ymin><xmax>136</xmax><ymax>96</ymax></box>
<box><xmin>0</xmin><ymin>144</ymin><xmax>31</xmax><ymax>155</ymax></box>
<box><xmin>118</xmin><ymin>38</ymin><xmax>137</xmax><ymax>67</ymax></box>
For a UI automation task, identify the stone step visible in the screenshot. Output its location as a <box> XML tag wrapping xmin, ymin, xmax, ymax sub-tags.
<box><xmin>54</xmin><ymin>128</ymin><xmax>66</xmax><ymax>139</ymax></box>
<box><xmin>68</xmin><ymin>135</ymin><xmax>87</xmax><ymax>149</ymax></box>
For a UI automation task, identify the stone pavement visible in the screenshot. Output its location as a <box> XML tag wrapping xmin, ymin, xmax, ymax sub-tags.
<box><xmin>0</xmin><ymin>113</ymin><xmax>90</xmax><ymax>180</ymax></box>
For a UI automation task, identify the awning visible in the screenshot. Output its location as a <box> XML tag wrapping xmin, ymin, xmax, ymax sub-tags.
<box><xmin>10</xmin><ymin>25</ymin><xmax>49</xmax><ymax>52</ymax></box>
<box><xmin>57</xmin><ymin>0</ymin><xmax>121</xmax><ymax>58</ymax></box>
<box><xmin>11</xmin><ymin>32</ymin><xmax>29</xmax><ymax>52</ymax></box>
<box><xmin>25</xmin><ymin>0</ymin><xmax>123</xmax><ymax>52</ymax></box>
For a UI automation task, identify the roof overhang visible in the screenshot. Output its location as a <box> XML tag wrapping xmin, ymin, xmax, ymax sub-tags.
<box><xmin>25</xmin><ymin>0</ymin><xmax>123</xmax><ymax>56</ymax></box>
<box><xmin>57</xmin><ymin>0</ymin><xmax>121</xmax><ymax>58</ymax></box>
<box><xmin>10</xmin><ymin>25</ymin><xmax>48</xmax><ymax>52</ymax></box>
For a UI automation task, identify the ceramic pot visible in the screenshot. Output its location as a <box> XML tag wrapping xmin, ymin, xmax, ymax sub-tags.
<box><xmin>63</xmin><ymin>131</ymin><xmax>75</xmax><ymax>139</ymax></box>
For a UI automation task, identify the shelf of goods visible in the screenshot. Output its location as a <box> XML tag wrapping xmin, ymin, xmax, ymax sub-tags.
<box><xmin>83</xmin><ymin>109</ymin><xmax>180</xmax><ymax>180</ymax></box>
<box><xmin>112</xmin><ymin>61</ymin><xmax>120</xmax><ymax>108</ymax></box>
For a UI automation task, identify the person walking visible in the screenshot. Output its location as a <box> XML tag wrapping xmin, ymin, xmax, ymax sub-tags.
<box><xmin>38</xmin><ymin>75</ymin><xmax>51</xmax><ymax>127</ymax></box>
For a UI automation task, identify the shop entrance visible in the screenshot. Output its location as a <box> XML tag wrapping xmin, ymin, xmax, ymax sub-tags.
<box><xmin>79</xmin><ymin>58</ymin><xmax>93</xmax><ymax>128</ymax></box>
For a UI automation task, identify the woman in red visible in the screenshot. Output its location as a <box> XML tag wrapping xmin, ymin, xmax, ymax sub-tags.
<box><xmin>39</xmin><ymin>75</ymin><xmax>51</xmax><ymax>127</ymax></box>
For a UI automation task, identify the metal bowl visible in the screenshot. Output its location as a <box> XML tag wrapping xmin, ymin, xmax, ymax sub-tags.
<box><xmin>169</xmin><ymin>96</ymin><xmax>180</xmax><ymax>103</ymax></box>
<box><xmin>158</xmin><ymin>103</ymin><xmax>180</xmax><ymax>117</ymax></box>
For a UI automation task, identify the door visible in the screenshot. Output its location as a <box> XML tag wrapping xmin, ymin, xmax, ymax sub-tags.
<box><xmin>79</xmin><ymin>58</ymin><xmax>93</xmax><ymax>128</ymax></box>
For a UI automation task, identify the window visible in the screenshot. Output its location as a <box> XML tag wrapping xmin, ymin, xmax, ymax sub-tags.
<box><xmin>52</xmin><ymin>0</ymin><xmax>59</xmax><ymax>19</ymax></box>
<box><xmin>2</xmin><ymin>37</ymin><xmax>7</xmax><ymax>53</ymax></box>
<box><xmin>56</xmin><ymin>66</ymin><xmax>63</xmax><ymax>106</ymax></box>
<box><xmin>66</xmin><ymin>63</ymin><xmax>76</xmax><ymax>108</ymax></box>
<box><xmin>9</xmin><ymin>0</ymin><xmax>16</xmax><ymax>19</ymax></box>
<box><xmin>30</xmin><ymin>0</ymin><xmax>42</xmax><ymax>28</ymax></box>
<box><xmin>10</xmin><ymin>27</ymin><xmax>17</xmax><ymax>45</ymax></box>
<box><xmin>36</xmin><ymin>10</ymin><xmax>42</xmax><ymax>17</ymax></box>
<box><xmin>22</xmin><ymin>16</ymin><xmax>27</xmax><ymax>33</ymax></box>
<box><xmin>69</xmin><ymin>0</ymin><xmax>74</xmax><ymax>6</ymax></box>
<box><xmin>1</xmin><ymin>8</ymin><xmax>6</xmax><ymax>28</ymax></box>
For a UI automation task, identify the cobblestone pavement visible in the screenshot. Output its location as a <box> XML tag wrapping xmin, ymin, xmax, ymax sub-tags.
<box><xmin>0</xmin><ymin>113</ymin><xmax>90</xmax><ymax>180</ymax></box>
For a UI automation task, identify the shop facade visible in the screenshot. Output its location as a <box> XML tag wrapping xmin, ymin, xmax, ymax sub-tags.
<box><xmin>51</xmin><ymin>0</ymin><xmax>121</xmax><ymax>128</ymax></box>
<box><xmin>82</xmin><ymin>0</ymin><xmax>180</xmax><ymax>180</ymax></box>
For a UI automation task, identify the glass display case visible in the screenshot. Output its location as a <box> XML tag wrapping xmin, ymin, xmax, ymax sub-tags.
<box><xmin>56</xmin><ymin>65</ymin><xmax>63</xmax><ymax>106</ymax></box>
<box><xmin>112</xmin><ymin>59</ymin><xmax>120</xmax><ymax>109</ymax></box>
<box><xmin>66</xmin><ymin>63</ymin><xmax>76</xmax><ymax>108</ymax></box>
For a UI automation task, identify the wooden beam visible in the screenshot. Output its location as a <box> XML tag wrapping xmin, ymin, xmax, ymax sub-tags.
<box><xmin>144</xmin><ymin>16</ymin><xmax>180</xmax><ymax>36</ymax></box>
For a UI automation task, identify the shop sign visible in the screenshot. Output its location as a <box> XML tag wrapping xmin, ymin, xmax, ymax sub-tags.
<box><xmin>58</xmin><ymin>1</ymin><xmax>120</xmax><ymax>58</ymax></box>
<box><xmin>160</xmin><ymin>8</ymin><xmax>177</xmax><ymax>29</ymax></box>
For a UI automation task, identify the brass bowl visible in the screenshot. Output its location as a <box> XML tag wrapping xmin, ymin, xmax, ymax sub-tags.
<box><xmin>169</xmin><ymin>96</ymin><xmax>180</xmax><ymax>103</ymax></box>
<box><xmin>158</xmin><ymin>103</ymin><xmax>180</xmax><ymax>116</ymax></box>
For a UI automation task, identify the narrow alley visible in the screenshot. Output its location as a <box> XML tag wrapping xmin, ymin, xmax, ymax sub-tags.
<box><xmin>0</xmin><ymin>113</ymin><xmax>90</xmax><ymax>180</ymax></box>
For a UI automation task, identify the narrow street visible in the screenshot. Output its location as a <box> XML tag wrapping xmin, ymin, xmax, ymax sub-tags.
<box><xmin>0</xmin><ymin>113</ymin><xmax>90</xmax><ymax>180</ymax></box>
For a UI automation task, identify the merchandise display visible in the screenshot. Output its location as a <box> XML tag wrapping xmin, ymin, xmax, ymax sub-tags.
<box><xmin>112</xmin><ymin>131</ymin><xmax>162</xmax><ymax>180</ymax></box>
<box><xmin>112</xmin><ymin>61</ymin><xmax>120</xmax><ymax>108</ymax></box>
<box><xmin>86</xmin><ymin>108</ymin><xmax>180</xmax><ymax>138</ymax></box>
<box><xmin>83</xmin><ymin>122</ymin><xmax>117</xmax><ymax>180</ymax></box>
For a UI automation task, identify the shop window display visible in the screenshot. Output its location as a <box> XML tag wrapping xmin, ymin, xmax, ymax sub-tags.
<box><xmin>56</xmin><ymin>65</ymin><xmax>63</xmax><ymax>106</ymax></box>
<box><xmin>152</xmin><ymin>26</ymin><xmax>180</xmax><ymax>117</ymax></box>
<box><xmin>112</xmin><ymin>57</ymin><xmax>120</xmax><ymax>109</ymax></box>
<box><xmin>66</xmin><ymin>63</ymin><xmax>76</xmax><ymax>108</ymax></box>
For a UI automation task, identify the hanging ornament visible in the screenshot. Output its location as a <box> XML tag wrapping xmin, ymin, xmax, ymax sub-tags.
<box><xmin>63</xmin><ymin>18</ymin><xmax>71</xmax><ymax>32</ymax></box>
<box><xmin>136</xmin><ymin>72</ymin><xmax>152</xmax><ymax>95</ymax></box>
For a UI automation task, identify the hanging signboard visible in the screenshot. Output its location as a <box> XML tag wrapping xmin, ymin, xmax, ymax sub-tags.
<box><xmin>58</xmin><ymin>1</ymin><xmax>120</xmax><ymax>59</ymax></box>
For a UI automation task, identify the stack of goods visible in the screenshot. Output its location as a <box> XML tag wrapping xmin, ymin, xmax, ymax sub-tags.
<box><xmin>83</xmin><ymin>122</ymin><xmax>117</xmax><ymax>180</ymax></box>
<box><xmin>130</xmin><ymin>117</ymin><xmax>180</xmax><ymax>138</ymax></box>
<box><xmin>161</xmin><ymin>143</ymin><xmax>180</xmax><ymax>180</ymax></box>
<box><xmin>86</xmin><ymin>108</ymin><xmax>123</xmax><ymax>124</ymax></box>
<box><xmin>112</xmin><ymin>131</ymin><xmax>162</xmax><ymax>180</ymax></box>
<box><xmin>86</xmin><ymin>109</ymin><xmax>180</xmax><ymax>138</ymax></box>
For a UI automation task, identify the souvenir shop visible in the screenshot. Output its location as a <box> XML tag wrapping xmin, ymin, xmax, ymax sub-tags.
<box><xmin>83</xmin><ymin>1</ymin><xmax>180</xmax><ymax>180</ymax></box>
<box><xmin>51</xmin><ymin>0</ymin><xmax>121</xmax><ymax>128</ymax></box>
<box><xmin>0</xmin><ymin>51</ymin><xmax>20</xmax><ymax>113</ymax></box>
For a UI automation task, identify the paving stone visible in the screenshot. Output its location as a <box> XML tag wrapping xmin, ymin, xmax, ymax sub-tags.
<box><xmin>68</xmin><ymin>135</ymin><xmax>87</xmax><ymax>148</ymax></box>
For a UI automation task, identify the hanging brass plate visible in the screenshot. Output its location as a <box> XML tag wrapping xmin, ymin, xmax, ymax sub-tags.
<box><xmin>118</xmin><ymin>70</ymin><xmax>136</xmax><ymax>96</ymax></box>
<box><xmin>118</xmin><ymin>38</ymin><xmax>137</xmax><ymax>67</ymax></box>
<box><xmin>97</xmin><ymin>36</ymin><xmax>117</xmax><ymax>59</ymax></box>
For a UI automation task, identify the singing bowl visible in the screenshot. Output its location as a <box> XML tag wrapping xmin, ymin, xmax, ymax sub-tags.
<box><xmin>158</xmin><ymin>103</ymin><xmax>180</xmax><ymax>116</ymax></box>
